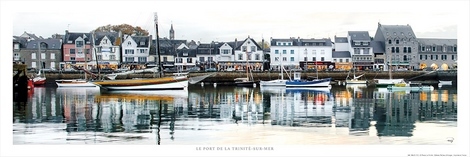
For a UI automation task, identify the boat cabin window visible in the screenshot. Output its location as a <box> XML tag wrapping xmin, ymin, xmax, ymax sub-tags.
<box><xmin>294</xmin><ymin>72</ymin><xmax>301</xmax><ymax>80</ymax></box>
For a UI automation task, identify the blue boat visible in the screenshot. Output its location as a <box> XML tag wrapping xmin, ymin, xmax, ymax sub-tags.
<box><xmin>286</xmin><ymin>71</ymin><xmax>331</xmax><ymax>87</ymax></box>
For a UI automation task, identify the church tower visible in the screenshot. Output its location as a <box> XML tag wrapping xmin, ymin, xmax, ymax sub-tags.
<box><xmin>169</xmin><ymin>23</ymin><xmax>175</xmax><ymax>40</ymax></box>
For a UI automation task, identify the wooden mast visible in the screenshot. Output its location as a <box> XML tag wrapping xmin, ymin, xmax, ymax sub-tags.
<box><xmin>154</xmin><ymin>12</ymin><xmax>163</xmax><ymax>78</ymax></box>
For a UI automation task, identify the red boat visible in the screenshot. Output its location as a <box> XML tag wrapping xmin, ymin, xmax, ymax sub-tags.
<box><xmin>32</xmin><ymin>69</ymin><xmax>46</xmax><ymax>86</ymax></box>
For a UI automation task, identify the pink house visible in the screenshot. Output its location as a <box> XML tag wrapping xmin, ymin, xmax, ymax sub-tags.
<box><xmin>62</xmin><ymin>30</ymin><xmax>94</xmax><ymax>69</ymax></box>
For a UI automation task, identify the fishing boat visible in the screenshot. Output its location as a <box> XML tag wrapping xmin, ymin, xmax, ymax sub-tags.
<box><xmin>286</xmin><ymin>70</ymin><xmax>331</xmax><ymax>87</ymax></box>
<box><xmin>386</xmin><ymin>82</ymin><xmax>434</xmax><ymax>92</ymax></box>
<box><xmin>439</xmin><ymin>80</ymin><xmax>452</xmax><ymax>85</ymax></box>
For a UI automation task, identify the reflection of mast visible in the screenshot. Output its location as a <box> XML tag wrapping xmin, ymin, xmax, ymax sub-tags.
<box><xmin>156</xmin><ymin>100</ymin><xmax>162</xmax><ymax>145</ymax></box>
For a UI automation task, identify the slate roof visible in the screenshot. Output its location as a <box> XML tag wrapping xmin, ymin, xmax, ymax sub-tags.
<box><xmin>155</xmin><ymin>38</ymin><xmax>188</xmax><ymax>55</ymax></box>
<box><xmin>416</xmin><ymin>38</ymin><xmax>457</xmax><ymax>46</ymax></box>
<box><xmin>371</xmin><ymin>41</ymin><xmax>385</xmax><ymax>54</ymax></box>
<box><xmin>26</xmin><ymin>39</ymin><xmax>62</xmax><ymax>50</ymax></box>
<box><xmin>13</xmin><ymin>36</ymin><xmax>28</xmax><ymax>48</ymax></box>
<box><xmin>93</xmin><ymin>32</ymin><xmax>120</xmax><ymax>46</ymax></box>
<box><xmin>376</xmin><ymin>23</ymin><xmax>417</xmax><ymax>39</ymax></box>
<box><xmin>64</xmin><ymin>32</ymin><xmax>92</xmax><ymax>44</ymax></box>
<box><xmin>348</xmin><ymin>31</ymin><xmax>370</xmax><ymax>41</ymax></box>
<box><xmin>131</xmin><ymin>36</ymin><xmax>150</xmax><ymax>48</ymax></box>
<box><xmin>334</xmin><ymin>36</ymin><xmax>348</xmax><ymax>43</ymax></box>
<box><xmin>332</xmin><ymin>51</ymin><xmax>351</xmax><ymax>58</ymax></box>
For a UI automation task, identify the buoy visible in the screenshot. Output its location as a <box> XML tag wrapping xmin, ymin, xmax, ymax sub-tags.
<box><xmin>338</xmin><ymin>81</ymin><xmax>341</xmax><ymax>85</ymax></box>
<box><xmin>201</xmin><ymin>82</ymin><xmax>204</xmax><ymax>87</ymax></box>
<box><xmin>253</xmin><ymin>83</ymin><xmax>256</xmax><ymax>88</ymax></box>
<box><xmin>213</xmin><ymin>83</ymin><xmax>217</xmax><ymax>87</ymax></box>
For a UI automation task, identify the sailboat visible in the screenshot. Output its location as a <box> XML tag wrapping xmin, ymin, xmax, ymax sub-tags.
<box><xmin>345</xmin><ymin>68</ymin><xmax>367</xmax><ymax>84</ymax></box>
<box><xmin>374</xmin><ymin>53</ymin><xmax>404</xmax><ymax>87</ymax></box>
<box><xmin>234</xmin><ymin>51</ymin><xmax>257</xmax><ymax>87</ymax></box>
<box><xmin>33</xmin><ymin>43</ymin><xmax>46</xmax><ymax>86</ymax></box>
<box><xmin>56</xmin><ymin>66</ymin><xmax>96</xmax><ymax>87</ymax></box>
<box><xmin>286</xmin><ymin>56</ymin><xmax>331</xmax><ymax>88</ymax></box>
<box><xmin>93</xmin><ymin>13</ymin><xmax>206</xmax><ymax>92</ymax></box>
<box><xmin>259</xmin><ymin>50</ymin><xmax>288</xmax><ymax>86</ymax></box>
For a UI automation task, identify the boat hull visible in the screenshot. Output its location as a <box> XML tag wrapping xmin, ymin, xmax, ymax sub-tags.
<box><xmin>387</xmin><ymin>86</ymin><xmax>434</xmax><ymax>92</ymax></box>
<box><xmin>235</xmin><ymin>81</ymin><xmax>257</xmax><ymax>87</ymax></box>
<box><xmin>346</xmin><ymin>79</ymin><xmax>367</xmax><ymax>84</ymax></box>
<box><xmin>374</xmin><ymin>79</ymin><xmax>404</xmax><ymax>87</ymax></box>
<box><xmin>259</xmin><ymin>79</ymin><xmax>287</xmax><ymax>86</ymax></box>
<box><xmin>56</xmin><ymin>79</ymin><xmax>96</xmax><ymax>87</ymax></box>
<box><xmin>286</xmin><ymin>78</ymin><xmax>331</xmax><ymax>87</ymax></box>
<box><xmin>33</xmin><ymin>78</ymin><xmax>46</xmax><ymax>86</ymax></box>
<box><xmin>93</xmin><ymin>77</ymin><xmax>188</xmax><ymax>91</ymax></box>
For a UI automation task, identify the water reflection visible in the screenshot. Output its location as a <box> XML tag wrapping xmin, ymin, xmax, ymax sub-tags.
<box><xmin>13</xmin><ymin>85</ymin><xmax>458</xmax><ymax>144</ymax></box>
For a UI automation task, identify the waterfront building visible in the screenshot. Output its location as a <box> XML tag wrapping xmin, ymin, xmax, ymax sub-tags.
<box><xmin>121</xmin><ymin>35</ymin><xmax>152</xmax><ymax>69</ymax></box>
<box><xmin>61</xmin><ymin>30</ymin><xmax>94</xmax><ymax>70</ymax></box>
<box><xmin>373</xmin><ymin>23</ymin><xmax>420</xmax><ymax>71</ymax></box>
<box><xmin>175</xmin><ymin>48</ymin><xmax>197</xmax><ymax>71</ymax></box>
<box><xmin>196</xmin><ymin>42</ymin><xmax>219</xmax><ymax>70</ymax></box>
<box><xmin>13</xmin><ymin>36</ymin><xmax>62</xmax><ymax>70</ymax></box>
<box><xmin>215</xmin><ymin>41</ymin><xmax>236</xmax><ymax>71</ymax></box>
<box><xmin>348</xmin><ymin>31</ymin><xmax>374</xmax><ymax>70</ymax></box>
<box><xmin>371</xmin><ymin>41</ymin><xmax>386</xmax><ymax>70</ymax></box>
<box><xmin>91</xmin><ymin>31</ymin><xmax>122</xmax><ymax>70</ymax></box>
<box><xmin>417</xmin><ymin>38</ymin><xmax>457</xmax><ymax>70</ymax></box>
<box><xmin>157</xmin><ymin>38</ymin><xmax>187</xmax><ymax>69</ymax></box>
<box><xmin>270</xmin><ymin>37</ymin><xmax>334</xmax><ymax>71</ymax></box>
<box><xmin>233</xmin><ymin>36</ymin><xmax>264</xmax><ymax>71</ymax></box>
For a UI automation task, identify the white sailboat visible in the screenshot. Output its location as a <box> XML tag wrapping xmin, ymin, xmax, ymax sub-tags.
<box><xmin>260</xmin><ymin>50</ymin><xmax>288</xmax><ymax>86</ymax></box>
<box><xmin>374</xmin><ymin>53</ymin><xmax>404</xmax><ymax>87</ymax></box>
<box><xmin>345</xmin><ymin>68</ymin><xmax>367</xmax><ymax>84</ymax></box>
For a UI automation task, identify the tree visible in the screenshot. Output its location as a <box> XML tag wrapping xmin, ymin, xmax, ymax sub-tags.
<box><xmin>93</xmin><ymin>24</ymin><xmax>149</xmax><ymax>36</ymax></box>
<box><xmin>257</xmin><ymin>41</ymin><xmax>270</xmax><ymax>50</ymax></box>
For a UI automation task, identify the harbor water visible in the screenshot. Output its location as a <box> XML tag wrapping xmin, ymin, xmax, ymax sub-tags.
<box><xmin>12</xmin><ymin>84</ymin><xmax>458</xmax><ymax>145</ymax></box>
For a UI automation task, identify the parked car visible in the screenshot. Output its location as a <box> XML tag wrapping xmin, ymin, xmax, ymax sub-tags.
<box><xmin>188</xmin><ymin>67</ymin><xmax>201</xmax><ymax>72</ymax></box>
<box><xmin>205</xmin><ymin>68</ymin><xmax>217</xmax><ymax>72</ymax></box>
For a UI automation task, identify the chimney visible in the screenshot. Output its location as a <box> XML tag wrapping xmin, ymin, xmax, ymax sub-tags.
<box><xmin>235</xmin><ymin>38</ymin><xmax>238</xmax><ymax>48</ymax></box>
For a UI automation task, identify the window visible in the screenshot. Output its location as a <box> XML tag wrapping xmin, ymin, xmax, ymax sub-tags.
<box><xmin>251</xmin><ymin>46</ymin><xmax>256</xmax><ymax>52</ymax></box>
<box><xmin>403</xmin><ymin>47</ymin><xmax>407</xmax><ymax>53</ymax></box>
<box><xmin>312</xmin><ymin>57</ymin><xmax>316</xmax><ymax>61</ymax></box>
<box><xmin>126</xmin><ymin>57</ymin><xmax>133</xmax><ymax>62</ymax></box>
<box><xmin>71</xmin><ymin>57</ymin><xmax>76</xmax><ymax>61</ymax></box>
<box><xmin>364</xmin><ymin>48</ymin><xmax>370</xmax><ymax>54</ymax></box>
<box><xmin>441</xmin><ymin>55</ymin><xmax>446</xmax><ymax>60</ymax></box>
<box><xmin>242</xmin><ymin>46</ymin><xmax>247</xmax><ymax>52</ymax></box>
<box><xmin>432</xmin><ymin>46</ymin><xmax>436</xmax><ymax>52</ymax></box>
<box><xmin>454</xmin><ymin>46</ymin><xmax>457</xmax><ymax>52</ymax></box>
<box><xmin>354</xmin><ymin>48</ymin><xmax>360</xmax><ymax>54</ymax></box>
<box><xmin>290</xmin><ymin>50</ymin><xmax>294</xmax><ymax>54</ymax></box>
<box><xmin>70</xmin><ymin>49</ymin><xmax>75</xmax><ymax>54</ymax></box>
<box><xmin>140</xmin><ymin>41</ymin><xmax>145</xmax><ymax>46</ymax></box>
<box><xmin>304</xmin><ymin>57</ymin><xmax>308</xmax><ymax>61</ymax></box>
<box><xmin>275</xmin><ymin>57</ymin><xmax>279</xmax><ymax>61</ymax></box>
<box><xmin>110</xmin><ymin>55</ymin><xmax>116</xmax><ymax>60</ymax></box>
<box><xmin>388</xmin><ymin>40</ymin><xmax>392</xmax><ymax>44</ymax></box>
<box><xmin>138</xmin><ymin>57</ymin><xmax>146</xmax><ymax>62</ymax></box>
<box><xmin>14</xmin><ymin>54</ymin><xmax>20</xmax><ymax>60</ymax></box>
<box><xmin>255</xmin><ymin>54</ymin><xmax>260</xmax><ymax>60</ymax></box>
<box><xmin>198</xmin><ymin>57</ymin><xmax>204</xmax><ymax>62</ymax></box>
<box><xmin>176</xmin><ymin>58</ymin><xmax>183</xmax><ymax>63</ymax></box>
<box><xmin>275</xmin><ymin>50</ymin><xmax>279</xmax><ymax>54</ymax></box>
<box><xmin>452</xmin><ymin>55</ymin><xmax>455</xmax><ymax>60</ymax></box>
<box><xmin>321</xmin><ymin>57</ymin><xmax>324</xmax><ymax>61</ymax></box>
<box><xmin>363</xmin><ymin>42</ymin><xmax>369</xmax><ymax>46</ymax></box>
<box><xmin>183</xmin><ymin>52</ymin><xmax>188</xmax><ymax>56</ymax></box>
<box><xmin>76</xmin><ymin>40</ymin><xmax>84</xmax><ymax>48</ymax></box>
<box><xmin>391</xmin><ymin>47</ymin><xmax>395</xmax><ymax>53</ymax></box>
<box><xmin>403</xmin><ymin>55</ymin><xmax>407</xmax><ymax>61</ymax></box>
<box><xmin>77</xmin><ymin>48</ymin><xmax>83</xmax><ymax>54</ymax></box>
<box><xmin>339</xmin><ymin>59</ymin><xmax>343</xmax><ymax>62</ymax></box>
<box><xmin>282</xmin><ymin>50</ymin><xmax>286</xmax><ymax>54</ymax></box>
<box><xmin>208</xmin><ymin>57</ymin><xmax>213</xmax><ymax>62</ymax></box>
<box><xmin>346</xmin><ymin>59</ymin><xmax>349</xmax><ymax>62</ymax></box>
<box><xmin>97</xmin><ymin>55</ymin><xmax>102</xmax><ymax>60</ymax></box>
<box><xmin>140</xmin><ymin>49</ymin><xmax>145</xmax><ymax>53</ymax></box>
<box><xmin>431</xmin><ymin>55</ymin><xmax>433</xmax><ymax>60</ymax></box>
<box><xmin>41</xmin><ymin>53</ymin><xmax>46</xmax><ymax>59</ymax></box>
<box><xmin>396</xmin><ymin>40</ymin><xmax>399</xmax><ymax>44</ymax></box>
<box><xmin>420</xmin><ymin>55</ymin><xmax>423</xmax><ymax>60</ymax></box>
<box><xmin>333</xmin><ymin>59</ymin><xmax>337</xmax><ymax>62</ymax></box>
<box><xmin>421</xmin><ymin>46</ymin><xmax>425</xmax><ymax>52</ymax></box>
<box><xmin>86</xmin><ymin>49</ymin><xmax>90</xmax><ymax>54</ymax></box>
<box><xmin>396</xmin><ymin>47</ymin><xmax>400</xmax><ymax>53</ymax></box>
<box><xmin>125</xmin><ymin>49</ymin><xmax>134</xmax><ymax>54</ymax></box>
<box><xmin>424</xmin><ymin>55</ymin><xmax>427</xmax><ymax>60</ymax></box>
<box><xmin>32</xmin><ymin>53</ymin><xmax>36</xmax><ymax>59</ymax></box>
<box><xmin>223</xmin><ymin>49</ymin><xmax>230</xmax><ymax>54</ymax></box>
<box><xmin>50</xmin><ymin>62</ymin><xmax>55</xmax><ymax>69</ymax></box>
<box><xmin>247</xmin><ymin>54</ymin><xmax>252</xmax><ymax>60</ymax></box>
<box><xmin>408</xmin><ymin>47</ymin><xmax>411</xmax><ymax>53</ymax></box>
<box><xmin>187</xmin><ymin>58</ymin><xmax>192</xmax><ymax>63</ymax></box>
<box><xmin>435</xmin><ymin>55</ymin><xmax>438</xmax><ymax>60</ymax></box>
<box><xmin>127</xmin><ymin>41</ymin><xmax>132</xmax><ymax>45</ymax></box>
<box><xmin>290</xmin><ymin>57</ymin><xmax>294</xmax><ymax>61</ymax></box>
<box><xmin>355</xmin><ymin>42</ymin><xmax>360</xmax><ymax>46</ymax></box>
<box><xmin>238</xmin><ymin>54</ymin><xmax>243</xmax><ymax>60</ymax></box>
<box><xmin>31</xmin><ymin>62</ymin><xmax>36</xmax><ymax>68</ymax></box>
<box><xmin>282</xmin><ymin>57</ymin><xmax>287</xmax><ymax>61</ymax></box>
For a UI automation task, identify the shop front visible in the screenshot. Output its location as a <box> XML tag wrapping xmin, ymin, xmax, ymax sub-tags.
<box><xmin>353</xmin><ymin>62</ymin><xmax>374</xmax><ymax>70</ymax></box>
<box><xmin>299</xmin><ymin>61</ymin><xmax>334</xmax><ymax>71</ymax></box>
<box><xmin>217</xmin><ymin>61</ymin><xmax>264</xmax><ymax>71</ymax></box>
<box><xmin>335</xmin><ymin>62</ymin><xmax>353</xmax><ymax>71</ymax></box>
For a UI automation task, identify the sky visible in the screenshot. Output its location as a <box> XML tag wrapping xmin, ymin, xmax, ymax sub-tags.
<box><xmin>6</xmin><ymin>1</ymin><xmax>462</xmax><ymax>43</ymax></box>
<box><xmin>1</xmin><ymin>1</ymin><xmax>470</xmax><ymax>157</ymax></box>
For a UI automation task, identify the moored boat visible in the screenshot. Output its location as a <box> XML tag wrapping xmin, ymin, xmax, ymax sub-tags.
<box><xmin>386</xmin><ymin>82</ymin><xmax>434</xmax><ymax>92</ymax></box>
<box><xmin>56</xmin><ymin>79</ymin><xmax>96</xmax><ymax>87</ymax></box>
<box><xmin>286</xmin><ymin>71</ymin><xmax>331</xmax><ymax>87</ymax></box>
<box><xmin>92</xmin><ymin>75</ymin><xmax>188</xmax><ymax>91</ymax></box>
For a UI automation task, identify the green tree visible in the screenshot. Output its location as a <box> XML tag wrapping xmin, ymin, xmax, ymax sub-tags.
<box><xmin>257</xmin><ymin>41</ymin><xmax>270</xmax><ymax>50</ymax></box>
<box><xmin>93</xmin><ymin>24</ymin><xmax>149</xmax><ymax>36</ymax></box>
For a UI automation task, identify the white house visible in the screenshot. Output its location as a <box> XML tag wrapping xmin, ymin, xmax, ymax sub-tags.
<box><xmin>92</xmin><ymin>32</ymin><xmax>121</xmax><ymax>70</ymax></box>
<box><xmin>121</xmin><ymin>35</ymin><xmax>151</xmax><ymax>68</ymax></box>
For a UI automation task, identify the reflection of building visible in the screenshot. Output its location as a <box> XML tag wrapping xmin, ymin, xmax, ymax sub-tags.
<box><xmin>374</xmin><ymin>92</ymin><xmax>420</xmax><ymax>137</ymax></box>
<box><xmin>270</xmin><ymin>90</ymin><xmax>334</xmax><ymax>127</ymax></box>
<box><xmin>418</xmin><ymin>90</ymin><xmax>457</xmax><ymax>121</ymax></box>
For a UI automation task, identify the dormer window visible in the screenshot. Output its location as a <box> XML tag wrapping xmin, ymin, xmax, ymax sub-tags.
<box><xmin>140</xmin><ymin>41</ymin><xmax>145</xmax><ymax>45</ymax></box>
<box><xmin>76</xmin><ymin>40</ymin><xmax>84</xmax><ymax>48</ymax></box>
<box><xmin>363</xmin><ymin>42</ymin><xmax>369</xmax><ymax>46</ymax></box>
<box><xmin>354</xmin><ymin>42</ymin><xmax>360</xmax><ymax>45</ymax></box>
<box><xmin>127</xmin><ymin>41</ymin><xmax>132</xmax><ymax>46</ymax></box>
<box><xmin>183</xmin><ymin>52</ymin><xmax>188</xmax><ymax>56</ymax></box>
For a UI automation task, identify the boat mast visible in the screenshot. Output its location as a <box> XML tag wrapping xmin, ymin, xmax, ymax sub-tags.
<box><xmin>154</xmin><ymin>12</ymin><xmax>163</xmax><ymax>78</ymax></box>
<box><xmin>388</xmin><ymin>48</ymin><xmax>392</xmax><ymax>79</ymax></box>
